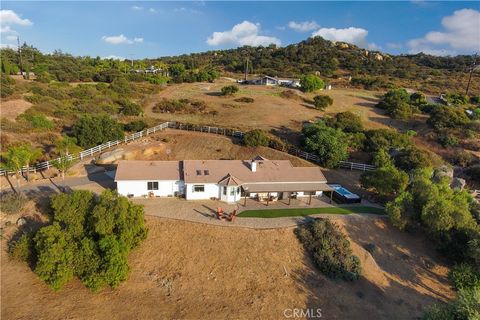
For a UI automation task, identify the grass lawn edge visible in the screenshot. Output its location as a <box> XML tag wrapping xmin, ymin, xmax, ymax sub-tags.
<box><xmin>237</xmin><ymin>206</ymin><xmax>385</xmax><ymax>218</ymax></box>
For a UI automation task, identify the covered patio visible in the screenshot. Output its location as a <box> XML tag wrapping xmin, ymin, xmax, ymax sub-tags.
<box><xmin>241</xmin><ymin>182</ymin><xmax>335</xmax><ymax>206</ymax></box>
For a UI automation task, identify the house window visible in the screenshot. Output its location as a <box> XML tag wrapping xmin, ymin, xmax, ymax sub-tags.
<box><xmin>196</xmin><ymin>170</ymin><xmax>202</xmax><ymax>176</ymax></box>
<box><xmin>223</xmin><ymin>186</ymin><xmax>227</xmax><ymax>196</ymax></box>
<box><xmin>237</xmin><ymin>187</ymin><xmax>240</xmax><ymax>195</ymax></box>
<box><xmin>204</xmin><ymin>170</ymin><xmax>209</xmax><ymax>175</ymax></box>
<box><xmin>193</xmin><ymin>185</ymin><xmax>205</xmax><ymax>192</ymax></box>
<box><xmin>230</xmin><ymin>187</ymin><xmax>235</xmax><ymax>196</ymax></box>
<box><xmin>147</xmin><ymin>181</ymin><xmax>159</xmax><ymax>191</ymax></box>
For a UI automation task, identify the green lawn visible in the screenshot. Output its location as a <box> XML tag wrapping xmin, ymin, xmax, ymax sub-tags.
<box><xmin>237</xmin><ymin>206</ymin><xmax>385</xmax><ymax>218</ymax></box>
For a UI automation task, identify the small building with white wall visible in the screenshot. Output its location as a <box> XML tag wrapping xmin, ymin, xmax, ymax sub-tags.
<box><xmin>115</xmin><ymin>156</ymin><xmax>332</xmax><ymax>203</ymax></box>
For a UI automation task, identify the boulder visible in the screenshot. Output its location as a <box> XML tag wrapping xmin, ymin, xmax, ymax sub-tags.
<box><xmin>16</xmin><ymin>217</ymin><xmax>27</xmax><ymax>227</ymax></box>
<box><xmin>142</xmin><ymin>145</ymin><xmax>165</xmax><ymax>157</ymax></box>
<box><xmin>433</xmin><ymin>165</ymin><xmax>454</xmax><ymax>183</ymax></box>
<box><xmin>96</xmin><ymin>148</ymin><xmax>125</xmax><ymax>164</ymax></box>
<box><xmin>450</xmin><ymin>178</ymin><xmax>466</xmax><ymax>190</ymax></box>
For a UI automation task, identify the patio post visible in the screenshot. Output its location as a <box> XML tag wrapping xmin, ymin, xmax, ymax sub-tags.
<box><xmin>329</xmin><ymin>191</ymin><xmax>333</xmax><ymax>204</ymax></box>
<box><xmin>308</xmin><ymin>193</ymin><xmax>312</xmax><ymax>205</ymax></box>
<box><xmin>266</xmin><ymin>192</ymin><xmax>270</xmax><ymax>206</ymax></box>
<box><xmin>244</xmin><ymin>194</ymin><xmax>247</xmax><ymax>206</ymax></box>
<box><xmin>288</xmin><ymin>192</ymin><xmax>291</xmax><ymax>205</ymax></box>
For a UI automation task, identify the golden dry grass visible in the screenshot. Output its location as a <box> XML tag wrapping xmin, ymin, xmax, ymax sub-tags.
<box><xmin>1</xmin><ymin>216</ymin><xmax>453</xmax><ymax>320</ymax></box>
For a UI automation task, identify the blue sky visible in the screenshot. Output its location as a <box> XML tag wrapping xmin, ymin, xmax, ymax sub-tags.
<box><xmin>1</xmin><ymin>1</ymin><xmax>479</xmax><ymax>59</ymax></box>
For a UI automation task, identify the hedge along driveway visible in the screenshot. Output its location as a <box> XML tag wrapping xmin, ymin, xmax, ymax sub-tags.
<box><xmin>237</xmin><ymin>206</ymin><xmax>385</xmax><ymax>218</ymax></box>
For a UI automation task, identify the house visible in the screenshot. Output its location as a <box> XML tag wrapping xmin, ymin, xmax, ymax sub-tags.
<box><xmin>115</xmin><ymin>156</ymin><xmax>332</xmax><ymax>203</ymax></box>
<box><xmin>246</xmin><ymin>76</ymin><xmax>300</xmax><ymax>88</ymax></box>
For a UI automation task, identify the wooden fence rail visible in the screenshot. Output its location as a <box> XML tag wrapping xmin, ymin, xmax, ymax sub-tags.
<box><xmin>0</xmin><ymin>121</ymin><xmax>375</xmax><ymax>176</ymax></box>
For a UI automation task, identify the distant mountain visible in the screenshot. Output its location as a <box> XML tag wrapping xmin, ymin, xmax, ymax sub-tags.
<box><xmin>156</xmin><ymin>36</ymin><xmax>476</xmax><ymax>78</ymax></box>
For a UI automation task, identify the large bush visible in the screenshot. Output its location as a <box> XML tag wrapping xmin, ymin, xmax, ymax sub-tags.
<box><xmin>296</xmin><ymin>219</ymin><xmax>362</xmax><ymax>281</ymax></box>
<box><xmin>72</xmin><ymin>115</ymin><xmax>124</xmax><ymax>148</ymax></box>
<box><xmin>312</xmin><ymin>95</ymin><xmax>333</xmax><ymax>110</ymax></box>
<box><xmin>363</xmin><ymin>129</ymin><xmax>412</xmax><ymax>152</ymax></box>
<box><xmin>303</xmin><ymin>121</ymin><xmax>348</xmax><ymax>168</ymax></box>
<box><xmin>449</xmin><ymin>264</ymin><xmax>480</xmax><ymax>291</ymax></box>
<box><xmin>394</xmin><ymin>147</ymin><xmax>433</xmax><ymax>171</ymax></box>
<box><xmin>427</xmin><ymin>106</ymin><xmax>470</xmax><ymax>130</ymax></box>
<box><xmin>119</xmin><ymin>100</ymin><xmax>143</xmax><ymax>116</ymax></box>
<box><xmin>10</xmin><ymin>190</ymin><xmax>148</xmax><ymax>291</ymax></box>
<box><xmin>221</xmin><ymin>85</ymin><xmax>239</xmax><ymax>96</ymax></box>
<box><xmin>360</xmin><ymin>164</ymin><xmax>409</xmax><ymax>197</ymax></box>
<box><xmin>300</xmin><ymin>74</ymin><xmax>324</xmax><ymax>93</ymax></box>
<box><xmin>376</xmin><ymin>89</ymin><xmax>417</xmax><ymax>119</ymax></box>
<box><xmin>324</xmin><ymin>111</ymin><xmax>363</xmax><ymax>133</ymax></box>
<box><xmin>242</xmin><ymin>129</ymin><xmax>270</xmax><ymax>147</ymax></box>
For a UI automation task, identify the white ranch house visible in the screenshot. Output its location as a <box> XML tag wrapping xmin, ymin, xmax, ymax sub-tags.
<box><xmin>115</xmin><ymin>156</ymin><xmax>333</xmax><ymax>204</ymax></box>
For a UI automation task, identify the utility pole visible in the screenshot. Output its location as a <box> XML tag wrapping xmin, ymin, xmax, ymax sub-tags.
<box><xmin>17</xmin><ymin>36</ymin><xmax>23</xmax><ymax>74</ymax></box>
<box><xmin>466</xmin><ymin>53</ymin><xmax>478</xmax><ymax>96</ymax></box>
<box><xmin>244</xmin><ymin>57</ymin><xmax>249</xmax><ymax>81</ymax></box>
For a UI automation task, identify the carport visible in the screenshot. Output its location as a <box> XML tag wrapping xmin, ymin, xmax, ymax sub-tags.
<box><xmin>241</xmin><ymin>183</ymin><xmax>334</xmax><ymax>206</ymax></box>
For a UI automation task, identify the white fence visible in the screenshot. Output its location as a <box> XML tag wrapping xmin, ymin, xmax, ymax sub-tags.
<box><xmin>0</xmin><ymin>122</ymin><xmax>170</xmax><ymax>176</ymax></box>
<box><xmin>0</xmin><ymin>121</ymin><xmax>375</xmax><ymax>176</ymax></box>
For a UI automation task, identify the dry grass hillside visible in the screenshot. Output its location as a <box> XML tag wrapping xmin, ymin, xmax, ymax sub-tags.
<box><xmin>142</xmin><ymin>79</ymin><xmax>403</xmax><ymax>132</ymax></box>
<box><xmin>1</xmin><ymin>216</ymin><xmax>453</xmax><ymax>320</ymax></box>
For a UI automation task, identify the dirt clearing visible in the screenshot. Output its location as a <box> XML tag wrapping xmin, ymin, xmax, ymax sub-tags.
<box><xmin>1</xmin><ymin>216</ymin><xmax>452</xmax><ymax>320</ymax></box>
<box><xmin>0</xmin><ymin>99</ymin><xmax>32</xmax><ymax>119</ymax></box>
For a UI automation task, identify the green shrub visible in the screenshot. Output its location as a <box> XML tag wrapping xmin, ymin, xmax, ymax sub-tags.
<box><xmin>438</xmin><ymin>132</ymin><xmax>459</xmax><ymax>148</ymax></box>
<box><xmin>119</xmin><ymin>100</ymin><xmax>143</xmax><ymax>116</ymax></box>
<box><xmin>243</xmin><ymin>129</ymin><xmax>270</xmax><ymax>147</ymax></box>
<box><xmin>376</xmin><ymin>89</ymin><xmax>417</xmax><ymax>119</ymax></box>
<box><xmin>363</xmin><ymin>129</ymin><xmax>412</xmax><ymax>152</ymax></box>
<box><xmin>300</xmin><ymin>74</ymin><xmax>324</xmax><ymax>92</ymax></box>
<box><xmin>394</xmin><ymin>147</ymin><xmax>432</xmax><ymax>171</ymax></box>
<box><xmin>21</xmin><ymin>113</ymin><xmax>54</xmax><ymax>130</ymax></box>
<box><xmin>0</xmin><ymin>192</ymin><xmax>28</xmax><ymax>215</ymax></box>
<box><xmin>453</xmin><ymin>286</ymin><xmax>480</xmax><ymax>320</ymax></box>
<box><xmin>312</xmin><ymin>95</ymin><xmax>333</xmax><ymax>110</ymax></box>
<box><xmin>360</xmin><ymin>165</ymin><xmax>409</xmax><ymax>196</ymax></box>
<box><xmin>427</xmin><ymin>106</ymin><xmax>470</xmax><ymax>130</ymax></box>
<box><xmin>445</xmin><ymin>92</ymin><xmax>469</xmax><ymax>105</ymax></box>
<box><xmin>296</xmin><ymin>219</ymin><xmax>362</xmax><ymax>281</ymax></box>
<box><xmin>72</xmin><ymin>115</ymin><xmax>124</xmax><ymax>148</ymax></box>
<box><xmin>221</xmin><ymin>85</ymin><xmax>239</xmax><ymax>96</ymax></box>
<box><xmin>21</xmin><ymin>190</ymin><xmax>148</xmax><ymax>292</ymax></box>
<box><xmin>303</xmin><ymin>121</ymin><xmax>348</xmax><ymax>168</ymax></box>
<box><xmin>422</xmin><ymin>303</ymin><xmax>455</xmax><ymax>320</ymax></box>
<box><xmin>9</xmin><ymin>233</ymin><xmax>35</xmax><ymax>262</ymax></box>
<box><xmin>449</xmin><ymin>264</ymin><xmax>480</xmax><ymax>291</ymax></box>
<box><xmin>325</xmin><ymin>111</ymin><xmax>363</xmax><ymax>133</ymax></box>
<box><xmin>465</xmin><ymin>166</ymin><xmax>480</xmax><ymax>183</ymax></box>
<box><xmin>124</xmin><ymin>120</ymin><xmax>147</xmax><ymax>132</ymax></box>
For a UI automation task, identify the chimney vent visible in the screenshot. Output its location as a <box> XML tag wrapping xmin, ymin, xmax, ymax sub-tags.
<box><xmin>251</xmin><ymin>160</ymin><xmax>257</xmax><ymax>172</ymax></box>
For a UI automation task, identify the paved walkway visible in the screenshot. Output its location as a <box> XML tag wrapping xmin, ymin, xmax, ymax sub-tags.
<box><xmin>135</xmin><ymin>197</ymin><xmax>386</xmax><ymax>230</ymax></box>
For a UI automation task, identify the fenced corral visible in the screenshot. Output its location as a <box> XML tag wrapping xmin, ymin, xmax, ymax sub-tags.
<box><xmin>0</xmin><ymin>121</ymin><xmax>375</xmax><ymax>177</ymax></box>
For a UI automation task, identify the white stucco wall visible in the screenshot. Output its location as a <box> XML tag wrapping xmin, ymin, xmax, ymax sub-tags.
<box><xmin>185</xmin><ymin>183</ymin><xmax>219</xmax><ymax>200</ymax></box>
<box><xmin>117</xmin><ymin>180</ymin><xmax>183</xmax><ymax>197</ymax></box>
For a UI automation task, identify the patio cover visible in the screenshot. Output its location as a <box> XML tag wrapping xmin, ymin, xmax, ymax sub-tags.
<box><xmin>242</xmin><ymin>182</ymin><xmax>334</xmax><ymax>193</ymax></box>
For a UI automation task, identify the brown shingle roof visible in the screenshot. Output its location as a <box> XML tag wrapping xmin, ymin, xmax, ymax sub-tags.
<box><xmin>183</xmin><ymin>159</ymin><xmax>326</xmax><ymax>184</ymax></box>
<box><xmin>115</xmin><ymin>158</ymin><xmax>327</xmax><ymax>185</ymax></box>
<box><xmin>115</xmin><ymin>160</ymin><xmax>181</xmax><ymax>181</ymax></box>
